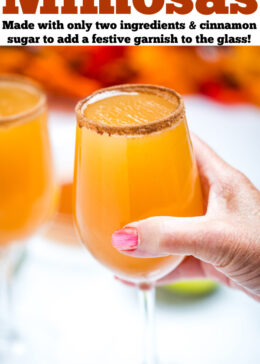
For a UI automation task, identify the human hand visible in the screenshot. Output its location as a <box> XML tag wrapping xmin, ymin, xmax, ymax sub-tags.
<box><xmin>112</xmin><ymin>135</ymin><xmax>260</xmax><ymax>301</ymax></box>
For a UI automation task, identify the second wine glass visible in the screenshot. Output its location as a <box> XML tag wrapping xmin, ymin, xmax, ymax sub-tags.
<box><xmin>0</xmin><ymin>75</ymin><xmax>55</xmax><ymax>360</ymax></box>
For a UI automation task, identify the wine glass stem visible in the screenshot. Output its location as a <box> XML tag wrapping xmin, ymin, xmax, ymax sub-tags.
<box><xmin>0</xmin><ymin>248</ymin><xmax>12</xmax><ymax>342</ymax></box>
<box><xmin>139</xmin><ymin>287</ymin><xmax>158</xmax><ymax>364</ymax></box>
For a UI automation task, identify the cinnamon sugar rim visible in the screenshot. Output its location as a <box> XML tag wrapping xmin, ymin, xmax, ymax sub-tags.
<box><xmin>76</xmin><ymin>84</ymin><xmax>185</xmax><ymax>136</ymax></box>
<box><xmin>0</xmin><ymin>74</ymin><xmax>47</xmax><ymax>127</ymax></box>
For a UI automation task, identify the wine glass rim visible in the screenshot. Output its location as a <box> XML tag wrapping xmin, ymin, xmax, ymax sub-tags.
<box><xmin>0</xmin><ymin>74</ymin><xmax>47</xmax><ymax>126</ymax></box>
<box><xmin>76</xmin><ymin>84</ymin><xmax>185</xmax><ymax>136</ymax></box>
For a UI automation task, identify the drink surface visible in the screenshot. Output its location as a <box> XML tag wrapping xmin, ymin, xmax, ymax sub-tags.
<box><xmin>74</xmin><ymin>87</ymin><xmax>203</xmax><ymax>283</ymax></box>
<box><xmin>0</xmin><ymin>79</ymin><xmax>55</xmax><ymax>245</ymax></box>
<box><xmin>0</xmin><ymin>82</ymin><xmax>40</xmax><ymax>117</ymax></box>
<box><xmin>84</xmin><ymin>91</ymin><xmax>178</xmax><ymax>126</ymax></box>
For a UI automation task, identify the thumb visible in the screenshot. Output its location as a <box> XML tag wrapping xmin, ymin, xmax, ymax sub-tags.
<box><xmin>112</xmin><ymin>216</ymin><xmax>231</xmax><ymax>267</ymax></box>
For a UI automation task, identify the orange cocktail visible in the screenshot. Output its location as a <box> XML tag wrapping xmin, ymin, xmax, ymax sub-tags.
<box><xmin>74</xmin><ymin>85</ymin><xmax>203</xmax><ymax>284</ymax></box>
<box><xmin>0</xmin><ymin>75</ymin><xmax>55</xmax><ymax>246</ymax></box>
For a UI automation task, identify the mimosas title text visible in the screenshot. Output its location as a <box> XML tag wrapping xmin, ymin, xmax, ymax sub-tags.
<box><xmin>1</xmin><ymin>0</ymin><xmax>258</xmax><ymax>15</ymax></box>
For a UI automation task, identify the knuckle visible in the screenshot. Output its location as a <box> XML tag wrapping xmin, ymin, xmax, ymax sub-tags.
<box><xmin>212</xmin><ymin>178</ymin><xmax>235</xmax><ymax>201</ymax></box>
<box><xmin>159</xmin><ymin>231</ymin><xmax>175</xmax><ymax>253</ymax></box>
<box><xmin>207</xmin><ymin>219</ymin><xmax>237</xmax><ymax>266</ymax></box>
<box><xmin>213</xmin><ymin>220</ymin><xmax>250</xmax><ymax>271</ymax></box>
<box><xmin>211</xmin><ymin>168</ymin><xmax>247</xmax><ymax>204</ymax></box>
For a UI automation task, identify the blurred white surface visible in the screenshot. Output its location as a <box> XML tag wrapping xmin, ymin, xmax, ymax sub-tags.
<box><xmin>11</xmin><ymin>97</ymin><xmax>260</xmax><ymax>364</ymax></box>
<box><xmin>186</xmin><ymin>97</ymin><xmax>260</xmax><ymax>189</ymax></box>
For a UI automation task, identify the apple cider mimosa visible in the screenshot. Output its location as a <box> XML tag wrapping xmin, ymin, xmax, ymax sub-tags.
<box><xmin>74</xmin><ymin>85</ymin><xmax>203</xmax><ymax>284</ymax></box>
<box><xmin>0</xmin><ymin>75</ymin><xmax>55</xmax><ymax>354</ymax></box>
<box><xmin>0</xmin><ymin>76</ymin><xmax>55</xmax><ymax>245</ymax></box>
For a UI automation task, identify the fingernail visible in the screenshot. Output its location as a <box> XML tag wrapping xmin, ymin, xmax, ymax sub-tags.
<box><xmin>112</xmin><ymin>227</ymin><xmax>138</xmax><ymax>252</ymax></box>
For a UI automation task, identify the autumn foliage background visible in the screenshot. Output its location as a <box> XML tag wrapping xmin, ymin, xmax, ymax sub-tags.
<box><xmin>0</xmin><ymin>46</ymin><xmax>260</xmax><ymax>106</ymax></box>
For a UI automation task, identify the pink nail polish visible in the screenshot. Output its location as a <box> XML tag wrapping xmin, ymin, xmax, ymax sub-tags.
<box><xmin>112</xmin><ymin>227</ymin><xmax>138</xmax><ymax>252</ymax></box>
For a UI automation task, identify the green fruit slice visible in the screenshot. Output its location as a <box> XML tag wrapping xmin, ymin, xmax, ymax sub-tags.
<box><xmin>164</xmin><ymin>279</ymin><xmax>218</xmax><ymax>296</ymax></box>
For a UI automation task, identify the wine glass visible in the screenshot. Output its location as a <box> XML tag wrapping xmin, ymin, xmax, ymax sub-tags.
<box><xmin>0</xmin><ymin>74</ymin><xmax>55</xmax><ymax>360</ymax></box>
<box><xmin>73</xmin><ymin>84</ymin><xmax>203</xmax><ymax>363</ymax></box>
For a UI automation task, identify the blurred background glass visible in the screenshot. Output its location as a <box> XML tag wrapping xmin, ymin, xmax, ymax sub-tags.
<box><xmin>0</xmin><ymin>75</ymin><xmax>55</xmax><ymax>363</ymax></box>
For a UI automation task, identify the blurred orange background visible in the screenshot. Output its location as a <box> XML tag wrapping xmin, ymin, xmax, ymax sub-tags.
<box><xmin>0</xmin><ymin>46</ymin><xmax>260</xmax><ymax>106</ymax></box>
